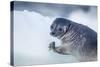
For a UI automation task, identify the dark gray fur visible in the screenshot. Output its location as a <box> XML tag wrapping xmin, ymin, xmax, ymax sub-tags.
<box><xmin>49</xmin><ymin>18</ymin><xmax>97</xmax><ymax>62</ymax></box>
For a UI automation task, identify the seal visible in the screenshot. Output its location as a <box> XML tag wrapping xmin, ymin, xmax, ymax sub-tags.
<box><xmin>49</xmin><ymin>18</ymin><xmax>97</xmax><ymax>62</ymax></box>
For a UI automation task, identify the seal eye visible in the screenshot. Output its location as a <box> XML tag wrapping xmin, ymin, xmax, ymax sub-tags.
<box><xmin>58</xmin><ymin>28</ymin><xmax>63</xmax><ymax>32</ymax></box>
<box><xmin>51</xmin><ymin>25</ymin><xmax>54</xmax><ymax>29</ymax></box>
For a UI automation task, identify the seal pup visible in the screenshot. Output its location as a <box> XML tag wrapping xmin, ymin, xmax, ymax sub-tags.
<box><xmin>49</xmin><ymin>18</ymin><xmax>97</xmax><ymax>62</ymax></box>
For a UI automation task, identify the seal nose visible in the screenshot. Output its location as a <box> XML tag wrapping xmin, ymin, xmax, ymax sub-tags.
<box><xmin>50</xmin><ymin>32</ymin><xmax>55</xmax><ymax>36</ymax></box>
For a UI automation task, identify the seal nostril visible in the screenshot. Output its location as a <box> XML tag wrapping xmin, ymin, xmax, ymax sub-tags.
<box><xmin>51</xmin><ymin>32</ymin><xmax>55</xmax><ymax>35</ymax></box>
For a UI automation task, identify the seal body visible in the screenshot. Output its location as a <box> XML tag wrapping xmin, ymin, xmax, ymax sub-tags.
<box><xmin>49</xmin><ymin>18</ymin><xmax>97</xmax><ymax>62</ymax></box>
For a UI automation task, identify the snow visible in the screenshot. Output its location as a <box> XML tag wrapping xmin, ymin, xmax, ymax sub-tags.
<box><xmin>13</xmin><ymin>10</ymin><xmax>77</xmax><ymax>66</ymax></box>
<box><xmin>68</xmin><ymin>7</ymin><xmax>97</xmax><ymax>32</ymax></box>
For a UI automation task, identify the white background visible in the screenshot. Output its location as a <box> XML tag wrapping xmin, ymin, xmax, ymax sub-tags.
<box><xmin>0</xmin><ymin>0</ymin><xmax>100</xmax><ymax>67</ymax></box>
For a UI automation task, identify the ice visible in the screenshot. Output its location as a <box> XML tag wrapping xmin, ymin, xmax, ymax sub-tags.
<box><xmin>13</xmin><ymin>10</ymin><xmax>77</xmax><ymax>66</ymax></box>
<box><xmin>68</xmin><ymin>7</ymin><xmax>97</xmax><ymax>32</ymax></box>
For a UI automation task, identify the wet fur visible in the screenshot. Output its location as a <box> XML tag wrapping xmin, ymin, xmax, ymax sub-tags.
<box><xmin>49</xmin><ymin>18</ymin><xmax>97</xmax><ymax>62</ymax></box>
